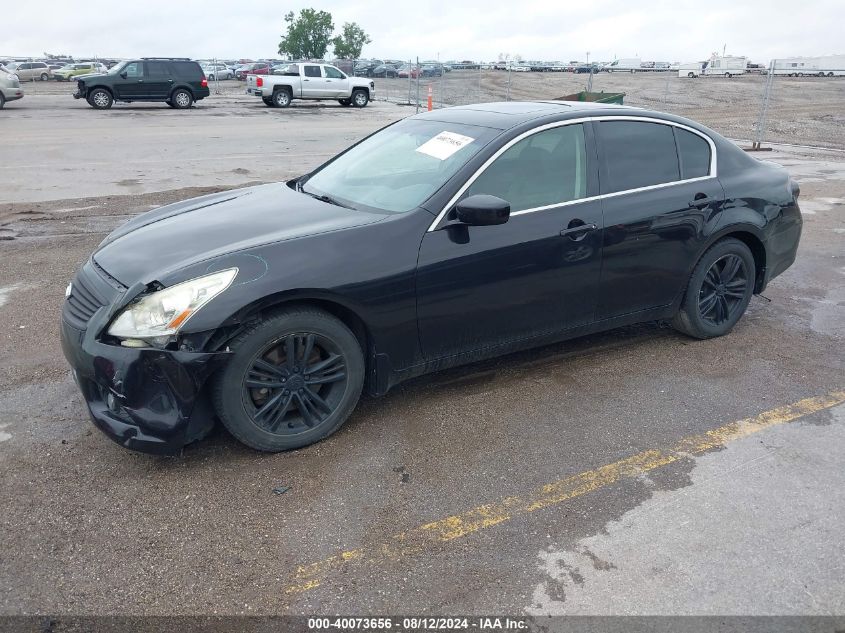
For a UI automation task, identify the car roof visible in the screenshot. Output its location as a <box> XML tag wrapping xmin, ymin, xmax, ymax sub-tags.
<box><xmin>410</xmin><ymin>100</ymin><xmax>638</xmax><ymax>130</ymax></box>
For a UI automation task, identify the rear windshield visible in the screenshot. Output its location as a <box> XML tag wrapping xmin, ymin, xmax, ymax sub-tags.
<box><xmin>171</xmin><ymin>61</ymin><xmax>203</xmax><ymax>80</ymax></box>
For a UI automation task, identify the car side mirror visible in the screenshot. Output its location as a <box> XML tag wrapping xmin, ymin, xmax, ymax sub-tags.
<box><xmin>455</xmin><ymin>195</ymin><xmax>510</xmax><ymax>226</ymax></box>
<box><xmin>120</xmin><ymin>72</ymin><xmax>127</xmax><ymax>79</ymax></box>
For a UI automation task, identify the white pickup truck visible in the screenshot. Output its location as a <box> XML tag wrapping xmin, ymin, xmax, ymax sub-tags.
<box><xmin>246</xmin><ymin>62</ymin><xmax>374</xmax><ymax>108</ymax></box>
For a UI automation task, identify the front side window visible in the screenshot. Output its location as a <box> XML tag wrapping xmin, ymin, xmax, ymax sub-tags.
<box><xmin>466</xmin><ymin>124</ymin><xmax>587</xmax><ymax>212</ymax></box>
<box><xmin>324</xmin><ymin>66</ymin><xmax>344</xmax><ymax>79</ymax></box>
<box><xmin>676</xmin><ymin>128</ymin><xmax>711</xmax><ymax>179</ymax></box>
<box><xmin>303</xmin><ymin>119</ymin><xmax>500</xmax><ymax>213</ymax></box>
<box><xmin>597</xmin><ymin>121</ymin><xmax>680</xmax><ymax>193</ymax></box>
<box><xmin>123</xmin><ymin>62</ymin><xmax>142</xmax><ymax>78</ymax></box>
<box><xmin>304</xmin><ymin>65</ymin><xmax>322</xmax><ymax>78</ymax></box>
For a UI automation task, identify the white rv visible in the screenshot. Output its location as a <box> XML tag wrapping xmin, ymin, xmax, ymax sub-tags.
<box><xmin>680</xmin><ymin>56</ymin><xmax>747</xmax><ymax>77</ymax></box>
<box><xmin>771</xmin><ymin>56</ymin><xmax>845</xmax><ymax>77</ymax></box>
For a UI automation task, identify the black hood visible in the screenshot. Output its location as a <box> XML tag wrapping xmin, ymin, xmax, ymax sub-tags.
<box><xmin>94</xmin><ymin>183</ymin><xmax>385</xmax><ymax>285</ymax></box>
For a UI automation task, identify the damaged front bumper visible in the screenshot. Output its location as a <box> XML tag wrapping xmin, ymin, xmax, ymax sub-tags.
<box><xmin>60</xmin><ymin>264</ymin><xmax>230</xmax><ymax>455</ymax></box>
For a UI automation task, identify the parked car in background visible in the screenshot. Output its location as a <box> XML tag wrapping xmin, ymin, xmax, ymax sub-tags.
<box><xmin>54</xmin><ymin>62</ymin><xmax>106</xmax><ymax>81</ymax></box>
<box><xmin>5</xmin><ymin>61</ymin><xmax>52</xmax><ymax>81</ymax></box>
<box><xmin>235</xmin><ymin>63</ymin><xmax>270</xmax><ymax>80</ymax></box>
<box><xmin>246</xmin><ymin>62</ymin><xmax>373</xmax><ymax>108</ymax></box>
<box><xmin>0</xmin><ymin>66</ymin><xmax>24</xmax><ymax>108</ymax></box>
<box><xmin>201</xmin><ymin>63</ymin><xmax>234</xmax><ymax>80</ymax></box>
<box><xmin>73</xmin><ymin>58</ymin><xmax>210</xmax><ymax>109</ymax></box>
<box><xmin>397</xmin><ymin>64</ymin><xmax>421</xmax><ymax>79</ymax></box>
<box><xmin>371</xmin><ymin>63</ymin><xmax>401</xmax><ymax>78</ymax></box>
<box><xmin>353</xmin><ymin>59</ymin><xmax>383</xmax><ymax>77</ymax></box>
<box><xmin>513</xmin><ymin>63</ymin><xmax>531</xmax><ymax>72</ymax></box>
<box><xmin>421</xmin><ymin>64</ymin><xmax>443</xmax><ymax>77</ymax></box>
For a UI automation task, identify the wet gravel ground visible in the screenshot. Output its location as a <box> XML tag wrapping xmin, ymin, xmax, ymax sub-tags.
<box><xmin>0</xmin><ymin>91</ymin><xmax>844</xmax><ymax>616</ymax></box>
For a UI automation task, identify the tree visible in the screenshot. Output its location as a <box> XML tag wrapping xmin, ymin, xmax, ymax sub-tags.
<box><xmin>331</xmin><ymin>22</ymin><xmax>372</xmax><ymax>60</ymax></box>
<box><xmin>278</xmin><ymin>9</ymin><xmax>334</xmax><ymax>60</ymax></box>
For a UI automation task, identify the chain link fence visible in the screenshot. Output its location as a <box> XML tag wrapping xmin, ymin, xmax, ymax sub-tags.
<box><xmin>366</xmin><ymin>59</ymin><xmax>845</xmax><ymax>150</ymax></box>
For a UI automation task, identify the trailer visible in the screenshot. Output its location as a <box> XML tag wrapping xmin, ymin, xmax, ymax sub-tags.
<box><xmin>680</xmin><ymin>55</ymin><xmax>747</xmax><ymax>78</ymax></box>
<box><xmin>771</xmin><ymin>56</ymin><xmax>845</xmax><ymax>77</ymax></box>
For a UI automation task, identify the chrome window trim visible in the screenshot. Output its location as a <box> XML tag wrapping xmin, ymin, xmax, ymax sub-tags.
<box><xmin>427</xmin><ymin>115</ymin><xmax>718</xmax><ymax>232</ymax></box>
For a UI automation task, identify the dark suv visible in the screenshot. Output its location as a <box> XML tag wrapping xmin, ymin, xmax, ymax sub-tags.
<box><xmin>73</xmin><ymin>58</ymin><xmax>210</xmax><ymax>110</ymax></box>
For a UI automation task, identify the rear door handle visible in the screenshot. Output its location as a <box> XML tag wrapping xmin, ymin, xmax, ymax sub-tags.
<box><xmin>689</xmin><ymin>195</ymin><xmax>718</xmax><ymax>208</ymax></box>
<box><xmin>560</xmin><ymin>223</ymin><xmax>597</xmax><ymax>239</ymax></box>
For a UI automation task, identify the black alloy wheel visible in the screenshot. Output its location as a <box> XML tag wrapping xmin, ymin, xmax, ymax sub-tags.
<box><xmin>698</xmin><ymin>254</ymin><xmax>748</xmax><ymax>326</ymax></box>
<box><xmin>672</xmin><ymin>238</ymin><xmax>755</xmax><ymax>339</ymax></box>
<box><xmin>212</xmin><ymin>307</ymin><xmax>364</xmax><ymax>451</ymax></box>
<box><xmin>243</xmin><ymin>333</ymin><xmax>348</xmax><ymax>433</ymax></box>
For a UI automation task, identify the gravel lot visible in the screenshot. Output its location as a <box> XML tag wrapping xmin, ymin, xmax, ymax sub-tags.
<box><xmin>1</xmin><ymin>76</ymin><xmax>844</xmax><ymax>619</ymax></box>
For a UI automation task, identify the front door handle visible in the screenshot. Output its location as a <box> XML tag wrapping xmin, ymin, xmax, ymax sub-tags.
<box><xmin>689</xmin><ymin>195</ymin><xmax>718</xmax><ymax>209</ymax></box>
<box><xmin>560</xmin><ymin>222</ymin><xmax>597</xmax><ymax>240</ymax></box>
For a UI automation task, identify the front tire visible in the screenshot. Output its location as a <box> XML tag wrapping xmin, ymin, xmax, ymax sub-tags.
<box><xmin>171</xmin><ymin>88</ymin><xmax>193</xmax><ymax>109</ymax></box>
<box><xmin>40</xmin><ymin>73</ymin><xmax>49</xmax><ymax>81</ymax></box>
<box><xmin>212</xmin><ymin>307</ymin><xmax>365</xmax><ymax>452</ymax></box>
<box><xmin>0</xmin><ymin>93</ymin><xmax>5</xmax><ymax>109</ymax></box>
<box><xmin>672</xmin><ymin>238</ymin><xmax>755</xmax><ymax>339</ymax></box>
<box><xmin>88</xmin><ymin>88</ymin><xmax>113</xmax><ymax>109</ymax></box>
<box><xmin>351</xmin><ymin>89</ymin><xmax>369</xmax><ymax>107</ymax></box>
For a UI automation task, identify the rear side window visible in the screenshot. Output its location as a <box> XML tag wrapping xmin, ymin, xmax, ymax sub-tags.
<box><xmin>146</xmin><ymin>62</ymin><xmax>170</xmax><ymax>78</ymax></box>
<box><xmin>676</xmin><ymin>128</ymin><xmax>711</xmax><ymax>179</ymax></box>
<box><xmin>304</xmin><ymin>65</ymin><xmax>321</xmax><ymax>78</ymax></box>
<box><xmin>597</xmin><ymin>121</ymin><xmax>680</xmax><ymax>194</ymax></box>
<box><xmin>171</xmin><ymin>61</ymin><xmax>203</xmax><ymax>80</ymax></box>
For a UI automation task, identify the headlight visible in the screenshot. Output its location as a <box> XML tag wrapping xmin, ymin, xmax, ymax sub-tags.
<box><xmin>108</xmin><ymin>268</ymin><xmax>237</xmax><ymax>339</ymax></box>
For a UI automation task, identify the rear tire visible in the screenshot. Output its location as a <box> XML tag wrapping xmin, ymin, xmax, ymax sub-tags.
<box><xmin>273</xmin><ymin>88</ymin><xmax>291</xmax><ymax>108</ymax></box>
<box><xmin>211</xmin><ymin>307</ymin><xmax>365</xmax><ymax>452</ymax></box>
<box><xmin>351</xmin><ymin>89</ymin><xmax>369</xmax><ymax>107</ymax></box>
<box><xmin>687</xmin><ymin>72</ymin><xmax>695</xmax><ymax>78</ymax></box>
<box><xmin>88</xmin><ymin>88</ymin><xmax>113</xmax><ymax>109</ymax></box>
<box><xmin>171</xmin><ymin>88</ymin><xmax>193</xmax><ymax>109</ymax></box>
<box><xmin>263</xmin><ymin>97</ymin><xmax>275</xmax><ymax>107</ymax></box>
<box><xmin>0</xmin><ymin>93</ymin><xmax>5</xmax><ymax>109</ymax></box>
<box><xmin>672</xmin><ymin>238</ymin><xmax>755</xmax><ymax>339</ymax></box>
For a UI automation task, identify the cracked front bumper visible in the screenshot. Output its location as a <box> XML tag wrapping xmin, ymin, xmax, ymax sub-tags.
<box><xmin>60</xmin><ymin>316</ymin><xmax>230</xmax><ymax>455</ymax></box>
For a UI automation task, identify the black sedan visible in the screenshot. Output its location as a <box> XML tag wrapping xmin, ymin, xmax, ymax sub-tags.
<box><xmin>371</xmin><ymin>63</ymin><xmax>400</xmax><ymax>78</ymax></box>
<box><xmin>60</xmin><ymin>101</ymin><xmax>802</xmax><ymax>455</ymax></box>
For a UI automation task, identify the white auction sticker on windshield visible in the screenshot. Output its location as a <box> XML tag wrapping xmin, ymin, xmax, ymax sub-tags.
<box><xmin>416</xmin><ymin>131</ymin><xmax>475</xmax><ymax>160</ymax></box>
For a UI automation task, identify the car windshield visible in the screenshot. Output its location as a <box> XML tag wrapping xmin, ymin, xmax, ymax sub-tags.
<box><xmin>301</xmin><ymin>119</ymin><xmax>500</xmax><ymax>214</ymax></box>
<box><xmin>107</xmin><ymin>62</ymin><xmax>129</xmax><ymax>74</ymax></box>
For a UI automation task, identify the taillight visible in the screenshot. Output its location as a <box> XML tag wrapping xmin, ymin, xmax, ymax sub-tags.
<box><xmin>201</xmin><ymin>78</ymin><xmax>208</xmax><ymax>88</ymax></box>
<box><xmin>256</xmin><ymin>77</ymin><xmax>263</xmax><ymax>87</ymax></box>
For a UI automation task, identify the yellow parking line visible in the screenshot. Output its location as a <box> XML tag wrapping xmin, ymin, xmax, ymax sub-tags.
<box><xmin>285</xmin><ymin>390</ymin><xmax>845</xmax><ymax>595</ymax></box>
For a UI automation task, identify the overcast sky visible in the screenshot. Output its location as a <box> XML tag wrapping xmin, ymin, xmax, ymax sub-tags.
<box><xmin>5</xmin><ymin>0</ymin><xmax>843</xmax><ymax>63</ymax></box>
